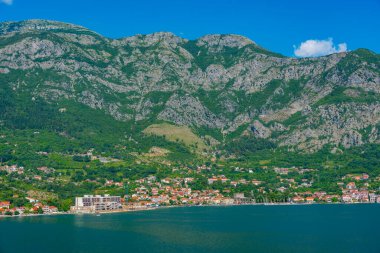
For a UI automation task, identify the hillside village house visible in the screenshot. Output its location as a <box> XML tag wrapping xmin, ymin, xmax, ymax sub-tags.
<box><xmin>208</xmin><ymin>175</ymin><xmax>229</xmax><ymax>184</ymax></box>
<box><xmin>0</xmin><ymin>165</ymin><xmax>24</xmax><ymax>174</ymax></box>
<box><xmin>0</xmin><ymin>201</ymin><xmax>10</xmax><ymax>209</ymax></box>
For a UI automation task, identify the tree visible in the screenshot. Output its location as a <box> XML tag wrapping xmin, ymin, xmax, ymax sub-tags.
<box><xmin>59</xmin><ymin>199</ymin><xmax>73</xmax><ymax>212</ymax></box>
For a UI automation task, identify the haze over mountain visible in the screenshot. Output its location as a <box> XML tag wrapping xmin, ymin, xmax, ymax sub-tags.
<box><xmin>0</xmin><ymin>20</ymin><xmax>379</xmax><ymax>156</ymax></box>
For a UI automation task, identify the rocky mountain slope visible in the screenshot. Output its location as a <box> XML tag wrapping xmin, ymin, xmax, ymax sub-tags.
<box><xmin>0</xmin><ymin>20</ymin><xmax>379</xmax><ymax>154</ymax></box>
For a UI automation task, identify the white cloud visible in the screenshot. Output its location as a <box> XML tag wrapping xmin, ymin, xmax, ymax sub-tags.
<box><xmin>1</xmin><ymin>0</ymin><xmax>13</xmax><ymax>5</ymax></box>
<box><xmin>294</xmin><ymin>38</ymin><xmax>347</xmax><ymax>57</ymax></box>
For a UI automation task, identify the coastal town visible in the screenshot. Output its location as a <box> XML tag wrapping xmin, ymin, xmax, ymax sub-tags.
<box><xmin>1</xmin><ymin>163</ymin><xmax>380</xmax><ymax>216</ymax></box>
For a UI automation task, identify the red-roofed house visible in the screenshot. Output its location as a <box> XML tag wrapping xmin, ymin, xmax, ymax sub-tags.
<box><xmin>346</xmin><ymin>182</ymin><xmax>356</xmax><ymax>190</ymax></box>
<box><xmin>0</xmin><ymin>201</ymin><xmax>10</xmax><ymax>209</ymax></box>
<box><xmin>305</xmin><ymin>197</ymin><xmax>315</xmax><ymax>203</ymax></box>
<box><xmin>292</xmin><ymin>196</ymin><xmax>304</xmax><ymax>203</ymax></box>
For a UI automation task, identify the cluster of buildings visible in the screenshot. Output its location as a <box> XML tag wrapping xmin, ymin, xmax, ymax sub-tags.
<box><xmin>207</xmin><ymin>175</ymin><xmax>229</xmax><ymax>184</ymax></box>
<box><xmin>0</xmin><ymin>201</ymin><xmax>25</xmax><ymax>215</ymax></box>
<box><xmin>36</xmin><ymin>166</ymin><xmax>55</xmax><ymax>174</ymax></box>
<box><xmin>339</xmin><ymin>174</ymin><xmax>380</xmax><ymax>203</ymax></box>
<box><xmin>273</xmin><ymin>167</ymin><xmax>316</xmax><ymax>176</ymax></box>
<box><xmin>291</xmin><ymin>192</ymin><xmax>340</xmax><ymax>203</ymax></box>
<box><xmin>2</xmin><ymin>161</ymin><xmax>380</xmax><ymax>216</ymax></box>
<box><xmin>0</xmin><ymin>200</ymin><xmax>58</xmax><ymax>216</ymax></box>
<box><xmin>128</xmin><ymin>175</ymin><xmax>258</xmax><ymax>206</ymax></box>
<box><xmin>104</xmin><ymin>180</ymin><xmax>123</xmax><ymax>187</ymax></box>
<box><xmin>290</xmin><ymin>174</ymin><xmax>380</xmax><ymax>204</ymax></box>
<box><xmin>132</xmin><ymin>187</ymin><xmax>236</xmax><ymax>206</ymax></box>
<box><xmin>341</xmin><ymin>181</ymin><xmax>380</xmax><ymax>203</ymax></box>
<box><xmin>342</xmin><ymin>173</ymin><xmax>369</xmax><ymax>181</ymax></box>
<box><xmin>124</xmin><ymin>168</ymin><xmax>380</xmax><ymax>206</ymax></box>
<box><xmin>0</xmin><ymin>165</ymin><xmax>24</xmax><ymax>174</ymax></box>
<box><xmin>0</xmin><ymin>164</ymin><xmax>56</xmax><ymax>182</ymax></box>
<box><xmin>127</xmin><ymin>176</ymin><xmax>228</xmax><ymax>206</ymax></box>
<box><xmin>207</xmin><ymin>175</ymin><xmax>263</xmax><ymax>187</ymax></box>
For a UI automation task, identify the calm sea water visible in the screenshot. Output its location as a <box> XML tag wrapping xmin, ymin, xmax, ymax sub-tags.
<box><xmin>0</xmin><ymin>204</ymin><xmax>379</xmax><ymax>253</ymax></box>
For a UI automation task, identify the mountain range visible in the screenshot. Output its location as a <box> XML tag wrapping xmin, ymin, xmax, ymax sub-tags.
<box><xmin>0</xmin><ymin>19</ymin><xmax>379</xmax><ymax>161</ymax></box>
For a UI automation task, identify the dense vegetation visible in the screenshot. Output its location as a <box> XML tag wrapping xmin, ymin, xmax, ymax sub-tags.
<box><xmin>0</xmin><ymin>20</ymin><xmax>379</xmax><ymax>212</ymax></box>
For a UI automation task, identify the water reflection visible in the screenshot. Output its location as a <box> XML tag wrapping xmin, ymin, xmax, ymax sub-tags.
<box><xmin>1</xmin><ymin>205</ymin><xmax>380</xmax><ymax>253</ymax></box>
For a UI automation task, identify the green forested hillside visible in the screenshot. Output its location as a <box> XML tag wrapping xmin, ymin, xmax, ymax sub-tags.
<box><xmin>0</xmin><ymin>20</ymin><xmax>379</xmax><ymax>210</ymax></box>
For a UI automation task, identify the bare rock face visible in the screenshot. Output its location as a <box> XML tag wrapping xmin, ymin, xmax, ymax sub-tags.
<box><xmin>279</xmin><ymin>103</ymin><xmax>380</xmax><ymax>151</ymax></box>
<box><xmin>341</xmin><ymin>130</ymin><xmax>363</xmax><ymax>148</ymax></box>
<box><xmin>250</xmin><ymin>120</ymin><xmax>271</xmax><ymax>139</ymax></box>
<box><xmin>196</xmin><ymin>34</ymin><xmax>255</xmax><ymax>52</ymax></box>
<box><xmin>0</xmin><ymin>20</ymin><xmax>379</xmax><ymax>153</ymax></box>
<box><xmin>0</xmin><ymin>20</ymin><xmax>91</xmax><ymax>35</ymax></box>
<box><xmin>158</xmin><ymin>94</ymin><xmax>226</xmax><ymax>128</ymax></box>
<box><xmin>369</xmin><ymin>127</ymin><xmax>380</xmax><ymax>143</ymax></box>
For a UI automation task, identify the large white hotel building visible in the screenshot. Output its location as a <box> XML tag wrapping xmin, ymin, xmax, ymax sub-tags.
<box><xmin>71</xmin><ymin>194</ymin><xmax>122</xmax><ymax>213</ymax></box>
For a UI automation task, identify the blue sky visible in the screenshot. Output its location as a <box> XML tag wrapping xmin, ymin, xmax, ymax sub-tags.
<box><xmin>0</xmin><ymin>0</ymin><xmax>379</xmax><ymax>56</ymax></box>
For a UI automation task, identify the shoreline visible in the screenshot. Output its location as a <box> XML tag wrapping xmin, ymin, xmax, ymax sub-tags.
<box><xmin>1</xmin><ymin>202</ymin><xmax>378</xmax><ymax>218</ymax></box>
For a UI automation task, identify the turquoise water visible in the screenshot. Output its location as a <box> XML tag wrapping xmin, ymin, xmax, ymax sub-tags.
<box><xmin>0</xmin><ymin>205</ymin><xmax>379</xmax><ymax>253</ymax></box>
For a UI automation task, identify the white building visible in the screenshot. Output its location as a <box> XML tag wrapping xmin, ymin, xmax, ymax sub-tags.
<box><xmin>71</xmin><ymin>194</ymin><xmax>122</xmax><ymax>213</ymax></box>
<box><xmin>369</xmin><ymin>193</ymin><xmax>377</xmax><ymax>203</ymax></box>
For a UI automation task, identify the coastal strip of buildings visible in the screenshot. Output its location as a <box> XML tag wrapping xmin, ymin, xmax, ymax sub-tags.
<box><xmin>0</xmin><ymin>201</ymin><xmax>58</xmax><ymax>216</ymax></box>
<box><xmin>2</xmin><ymin>164</ymin><xmax>380</xmax><ymax>216</ymax></box>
